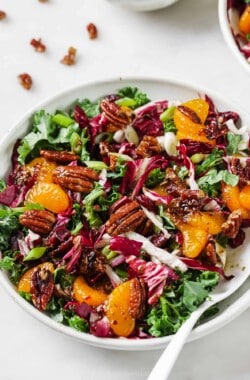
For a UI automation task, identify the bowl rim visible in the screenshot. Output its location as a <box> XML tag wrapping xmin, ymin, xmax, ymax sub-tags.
<box><xmin>218</xmin><ymin>0</ymin><xmax>250</xmax><ymax>73</ymax></box>
<box><xmin>0</xmin><ymin>75</ymin><xmax>249</xmax><ymax>351</ymax></box>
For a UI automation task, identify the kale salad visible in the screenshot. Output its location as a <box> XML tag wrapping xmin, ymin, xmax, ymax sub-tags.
<box><xmin>0</xmin><ymin>86</ymin><xmax>249</xmax><ymax>339</ymax></box>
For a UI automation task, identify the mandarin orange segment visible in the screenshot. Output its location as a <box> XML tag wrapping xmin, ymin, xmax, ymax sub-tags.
<box><xmin>17</xmin><ymin>262</ymin><xmax>54</xmax><ymax>293</ymax></box>
<box><xmin>106</xmin><ymin>280</ymin><xmax>135</xmax><ymax>337</ymax></box>
<box><xmin>26</xmin><ymin>182</ymin><xmax>70</xmax><ymax>213</ymax></box>
<box><xmin>239</xmin><ymin>6</ymin><xmax>250</xmax><ymax>35</ymax></box>
<box><xmin>186</xmin><ymin>212</ymin><xmax>225</xmax><ymax>235</ymax></box>
<box><xmin>26</xmin><ymin>157</ymin><xmax>57</xmax><ymax>183</ymax></box>
<box><xmin>73</xmin><ymin>276</ymin><xmax>108</xmax><ymax>307</ymax></box>
<box><xmin>221</xmin><ymin>184</ymin><xmax>250</xmax><ymax>219</ymax></box>
<box><xmin>239</xmin><ymin>185</ymin><xmax>250</xmax><ymax>210</ymax></box>
<box><xmin>174</xmin><ymin>98</ymin><xmax>215</xmax><ymax>145</ymax></box>
<box><xmin>178</xmin><ymin>223</ymin><xmax>208</xmax><ymax>258</ymax></box>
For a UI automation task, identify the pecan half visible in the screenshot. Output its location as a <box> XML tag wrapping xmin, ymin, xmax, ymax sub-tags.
<box><xmin>221</xmin><ymin>210</ymin><xmax>242</xmax><ymax>239</ymax></box>
<box><xmin>177</xmin><ymin>105</ymin><xmax>201</xmax><ymax>124</ymax></box>
<box><xmin>30</xmin><ymin>267</ymin><xmax>54</xmax><ymax>311</ymax></box>
<box><xmin>106</xmin><ymin>200</ymin><xmax>147</xmax><ymax>235</ymax></box>
<box><xmin>230</xmin><ymin>157</ymin><xmax>250</xmax><ymax>187</ymax></box>
<box><xmin>53</xmin><ymin>166</ymin><xmax>99</xmax><ymax>193</ymax></box>
<box><xmin>136</xmin><ymin>136</ymin><xmax>161</xmax><ymax>158</ymax></box>
<box><xmin>160</xmin><ymin>168</ymin><xmax>187</xmax><ymax>197</ymax></box>
<box><xmin>100</xmin><ymin>99</ymin><xmax>132</xmax><ymax>129</ymax></box>
<box><xmin>129</xmin><ymin>278</ymin><xmax>146</xmax><ymax>320</ymax></box>
<box><xmin>40</xmin><ymin>150</ymin><xmax>80</xmax><ymax>163</ymax></box>
<box><xmin>19</xmin><ymin>210</ymin><xmax>56</xmax><ymax>235</ymax></box>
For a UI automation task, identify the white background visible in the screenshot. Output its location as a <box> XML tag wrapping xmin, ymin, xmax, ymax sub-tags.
<box><xmin>0</xmin><ymin>0</ymin><xmax>249</xmax><ymax>379</ymax></box>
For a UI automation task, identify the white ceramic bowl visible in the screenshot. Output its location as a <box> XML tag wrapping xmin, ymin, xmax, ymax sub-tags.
<box><xmin>106</xmin><ymin>0</ymin><xmax>179</xmax><ymax>12</ymax></box>
<box><xmin>218</xmin><ymin>0</ymin><xmax>250</xmax><ymax>73</ymax></box>
<box><xmin>0</xmin><ymin>77</ymin><xmax>250</xmax><ymax>351</ymax></box>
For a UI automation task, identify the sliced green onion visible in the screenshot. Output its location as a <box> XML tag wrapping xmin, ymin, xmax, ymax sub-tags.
<box><xmin>23</xmin><ymin>247</ymin><xmax>47</xmax><ymax>262</ymax></box>
<box><xmin>52</xmin><ymin>113</ymin><xmax>75</xmax><ymax>127</ymax></box>
<box><xmin>116</xmin><ymin>97</ymin><xmax>136</xmax><ymax>107</ymax></box>
<box><xmin>84</xmin><ymin>161</ymin><xmax>108</xmax><ymax>170</ymax></box>
<box><xmin>160</xmin><ymin>106</ymin><xmax>176</xmax><ymax>122</ymax></box>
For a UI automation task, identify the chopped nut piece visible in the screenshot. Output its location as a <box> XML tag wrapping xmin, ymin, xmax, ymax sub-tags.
<box><xmin>17</xmin><ymin>73</ymin><xmax>33</xmax><ymax>90</ymax></box>
<box><xmin>136</xmin><ymin>135</ymin><xmax>161</xmax><ymax>158</ymax></box>
<box><xmin>60</xmin><ymin>46</ymin><xmax>77</xmax><ymax>66</ymax></box>
<box><xmin>30</xmin><ymin>38</ymin><xmax>46</xmax><ymax>53</ymax></box>
<box><xmin>204</xmin><ymin>239</ymin><xmax>217</xmax><ymax>265</ymax></box>
<box><xmin>221</xmin><ymin>210</ymin><xmax>242</xmax><ymax>239</ymax></box>
<box><xmin>0</xmin><ymin>10</ymin><xmax>6</xmax><ymax>20</ymax></box>
<box><xmin>86</xmin><ymin>23</ymin><xmax>98</xmax><ymax>39</ymax></box>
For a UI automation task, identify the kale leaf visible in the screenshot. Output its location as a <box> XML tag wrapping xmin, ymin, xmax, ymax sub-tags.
<box><xmin>117</xmin><ymin>87</ymin><xmax>150</xmax><ymax>109</ymax></box>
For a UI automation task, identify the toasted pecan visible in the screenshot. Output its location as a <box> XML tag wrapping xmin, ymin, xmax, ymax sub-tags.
<box><xmin>100</xmin><ymin>99</ymin><xmax>132</xmax><ymax>129</ymax></box>
<box><xmin>129</xmin><ymin>278</ymin><xmax>146</xmax><ymax>320</ymax></box>
<box><xmin>136</xmin><ymin>136</ymin><xmax>161</xmax><ymax>158</ymax></box>
<box><xmin>52</xmin><ymin>165</ymin><xmax>99</xmax><ymax>193</ymax></box>
<box><xmin>40</xmin><ymin>150</ymin><xmax>80</xmax><ymax>163</ymax></box>
<box><xmin>221</xmin><ymin>210</ymin><xmax>242</xmax><ymax>239</ymax></box>
<box><xmin>30</xmin><ymin>267</ymin><xmax>54</xmax><ymax>311</ymax></box>
<box><xmin>19</xmin><ymin>209</ymin><xmax>56</xmax><ymax>235</ymax></box>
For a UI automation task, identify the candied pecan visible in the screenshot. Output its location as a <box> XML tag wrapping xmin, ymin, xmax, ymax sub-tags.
<box><xmin>99</xmin><ymin>141</ymin><xmax>114</xmax><ymax>156</ymax></box>
<box><xmin>61</xmin><ymin>46</ymin><xmax>77</xmax><ymax>66</ymax></box>
<box><xmin>160</xmin><ymin>168</ymin><xmax>187</xmax><ymax>197</ymax></box>
<box><xmin>129</xmin><ymin>278</ymin><xmax>146</xmax><ymax>320</ymax></box>
<box><xmin>19</xmin><ymin>209</ymin><xmax>56</xmax><ymax>235</ymax></box>
<box><xmin>53</xmin><ymin>166</ymin><xmax>99</xmax><ymax>193</ymax></box>
<box><xmin>80</xmin><ymin>250</ymin><xmax>106</xmax><ymax>280</ymax></box>
<box><xmin>30</xmin><ymin>267</ymin><xmax>54</xmax><ymax>311</ymax></box>
<box><xmin>40</xmin><ymin>149</ymin><xmax>80</xmax><ymax>163</ymax></box>
<box><xmin>221</xmin><ymin>210</ymin><xmax>242</xmax><ymax>239</ymax></box>
<box><xmin>0</xmin><ymin>10</ymin><xmax>6</xmax><ymax>20</ymax></box>
<box><xmin>136</xmin><ymin>219</ymin><xmax>153</xmax><ymax>237</ymax></box>
<box><xmin>230</xmin><ymin>157</ymin><xmax>250</xmax><ymax>187</ymax></box>
<box><xmin>30</xmin><ymin>38</ymin><xmax>46</xmax><ymax>52</ymax></box>
<box><xmin>204</xmin><ymin>239</ymin><xmax>217</xmax><ymax>265</ymax></box>
<box><xmin>18</xmin><ymin>73</ymin><xmax>32</xmax><ymax>90</ymax></box>
<box><xmin>177</xmin><ymin>105</ymin><xmax>201</xmax><ymax>124</ymax></box>
<box><xmin>136</xmin><ymin>136</ymin><xmax>161</xmax><ymax>158</ymax></box>
<box><xmin>86</xmin><ymin>22</ymin><xmax>98</xmax><ymax>39</ymax></box>
<box><xmin>100</xmin><ymin>99</ymin><xmax>132</xmax><ymax>129</ymax></box>
<box><xmin>49</xmin><ymin>237</ymin><xmax>73</xmax><ymax>257</ymax></box>
<box><xmin>169</xmin><ymin>191</ymin><xmax>205</xmax><ymax>219</ymax></box>
<box><xmin>106</xmin><ymin>200</ymin><xmax>147</xmax><ymax>235</ymax></box>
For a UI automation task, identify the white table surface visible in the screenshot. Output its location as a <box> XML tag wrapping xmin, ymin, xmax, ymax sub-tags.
<box><xmin>0</xmin><ymin>0</ymin><xmax>249</xmax><ymax>379</ymax></box>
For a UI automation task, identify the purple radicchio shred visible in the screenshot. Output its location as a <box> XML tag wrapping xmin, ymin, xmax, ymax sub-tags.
<box><xmin>126</xmin><ymin>256</ymin><xmax>179</xmax><ymax>305</ymax></box>
<box><xmin>73</xmin><ymin>105</ymin><xmax>90</xmax><ymax>129</ymax></box>
<box><xmin>110</xmin><ymin>236</ymin><xmax>142</xmax><ymax>257</ymax></box>
<box><xmin>89</xmin><ymin>311</ymin><xmax>111</xmax><ymax>337</ymax></box>
<box><xmin>180</xmin><ymin>257</ymin><xmax>234</xmax><ymax>280</ymax></box>
<box><xmin>179</xmin><ymin>139</ymin><xmax>213</xmax><ymax>155</ymax></box>
<box><xmin>63</xmin><ymin>235</ymin><xmax>83</xmax><ymax>273</ymax></box>
<box><xmin>0</xmin><ymin>185</ymin><xmax>17</xmax><ymax>206</ymax></box>
<box><xmin>132</xmin><ymin>100</ymin><xmax>167</xmax><ymax>138</ymax></box>
<box><xmin>229</xmin><ymin>229</ymin><xmax>246</xmax><ymax>248</ymax></box>
<box><xmin>136</xmin><ymin>194</ymin><xmax>157</xmax><ymax>212</ymax></box>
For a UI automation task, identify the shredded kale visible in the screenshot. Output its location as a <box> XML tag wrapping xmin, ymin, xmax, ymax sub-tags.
<box><xmin>77</xmin><ymin>98</ymin><xmax>100</xmax><ymax>118</ymax></box>
<box><xmin>145</xmin><ymin>168</ymin><xmax>165</xmax><ymax>188</ymax></box>
<box><xmin>163</xmin><ymin>120</ymin><xmax>177</xmax><ymax>133</ymax></box>
<box><xmin>146</xmin><ymin>270</ymin><xmax>219</xmax><ymax>337</ymax></box>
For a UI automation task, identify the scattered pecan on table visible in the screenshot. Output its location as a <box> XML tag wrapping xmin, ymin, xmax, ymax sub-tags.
<box><xmin>129</xmin><ymin>278</ymin><xmax>147</xmax><ymax>320</ymax></box>
<box><xmin>30</xmin><ymin>267</ymin><xmax>54</xmax><ymax>311</ymax></box>
<box><xmin>40</xmin><ymin>150</ymin><xmax>80</xmax><ymax>163</ymax></box>
<box><xmin>17</xmin><ymin>73</ymin><xmax>33</xmax><ymax>90</ymax></box>
<box><xmin>52</xmin><ymin>166</ymin><xmax>99</xmax><ymax>193</ymax></box>
<box><xmin>19</xmin><ymin>209</ymin><xmax>56</xmax><ymax>235</ymax></box>
<box><xmin>86</xmin><ymin>23</ymin><xmax>98</xmax><ymax>39</ymax></box>
<box><xmin>30</xmin><ymin>38</ymin><xmax>46</xmax><ymax>53</ymax></box>
<box><xmin>60</xmin><ymin>46</ymin><xmax>77</xmax><ymax>66</ymax></box>
<box><xmin>0</xmin><ymin>10</ymin><xmax>6</xmax><ymax>20</ymax></box>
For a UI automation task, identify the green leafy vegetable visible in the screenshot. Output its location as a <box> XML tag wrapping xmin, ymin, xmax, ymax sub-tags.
<box><xmin>117</xmin><ymin>87</ymin><xmax>150</xmax><ymax>109</ymax></box>
<box><xmin>54</xmin><ymin>267</ymin><xmax>75</xmax><ymax>289</ymax></box>
<box><xmin>0</xmin><ymin>179</ymin><xmax>6</xmax><ymax>191</ymax></box>
<box><xmin>198</xmin><ymin>168</ymin><xmax>239</xmax><ymax>187</ymax></box>
<box><xmin>78</xmin><ymin>98</ymin><xmax>100</xmax><ymax>118</ymax></box>
<box><xmin>196</xmin><ymin>148</ymin><xmax>224</xmax><ymax>176</ymax></box>
<box><xmin>52</xmin><ymin>113</ymin><xmax>75</xmax><ymax>127</ymax></box>
<box><xmin>19</xmin><ymin>291</ymin><xmax>32</xmax><ymax>302</ymax></box>
<box><xmin>0</xmin><ymin>206</ymin><xmax>20</xmax><ymax>250</ymax></box>
<box><xmin>147</xmin><ymin>270</ymin><xmax>219</xmax><ymax>337</ymax></box>
<box><xmin>145</xmin><ymin>168</ymin><xmax>165</xmax><ymax>188</ymax></box>
<box><xmin>0</xmin><ymin>255</ymin><xmax>25</xmax><ymax>285</ymax></box>
<box><xmin>163</xmin><ymin>120</ymin><xmax>177</xmax><ymax>134</ymax></box>
<box><xmin>226</xmin><ymin>132</ymin><xmax>242</xmax><ymax>155</ymax></box>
